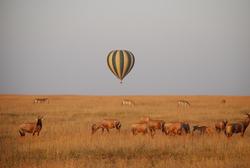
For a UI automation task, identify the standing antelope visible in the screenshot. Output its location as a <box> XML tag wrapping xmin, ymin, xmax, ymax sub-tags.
<box><xmin>131</xmin><ymin>123</ymin><xmax>149</xmax><ymax>135</ymax></box>
<box><xmin>177</xmin><ymin>100</ymin><xmax>190</xmax><ymax>107</ymax></box>
<box><xmin>192</xmin><ymin>125</ymin><xmax>213</xmax><ymax>135</ymax></box>
<box><xmin>138</xmin><ymin>117</ymin><xmax>165</xmax><ymax>137</ymax></box>
<box><xmin>163</xmin><ymin>122</ymin><xmax>190</xmax><ymax>135</ymax></box>
<box><xmin>34</xmin><ymin>98</ymin><xmax>49</xmax><ymax>104</ymax></box>
<box><xmin>215</xmin><ymin>120</ymin><xmax>228</xmax><ymax>133</ymax></box>
<box><xmin>177</xmin><ymin>100</ymin><xmax>190</xmax><ymax>112</ymax></box>
<box><xmin>122</xmin><ymin>99</ymin><xmax>135</xmax><ymax>107</ymax></box>
<box><xmin>19</xmin><ymin>116</ymin><xmax>43</xmax><ymax>136</ymax></box>
<box><xmin>91</xmin><ymin>119</ymin><xmax>121</xmax><ymax>134</ymax></box>
<box><xmin>225</xmin><ymin>112</ymin><xmax>250</xmax><ymax>137</ymax></box>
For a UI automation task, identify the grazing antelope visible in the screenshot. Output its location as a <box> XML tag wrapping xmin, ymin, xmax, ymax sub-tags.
<box><xmin>122</xmin><ymin>99</ymin><xmax>135</xmax><ymax>107</ymax></box>
<box><xmin>34</xmin><ymin>98</ymin><xmax>49</xmax><ymax>104</ymax></box>
<box><xmin>192</xmin><ymin>125</ymin><xmax>213</xmax><ymax>135</ymax></box>
<box><xmin>138</xmin><ymin>117</ymin><xmax>165</xmax><ymax>137</ymax></box>
<box><xmin>225</xmin><ymin>112</ymin><xmax>250</xmax><ymax>137</ymax></box>
<box><xmin>215</xmin><ymin>120</ymin><xmax>228</xmax><ymax>133</ymax></box>
<box><xmin>131</xmin><ymin>123</ymin><xmax>149</xmax><ymax>135</ymax></box>
<box><xmin>163</xmin><ymin>122</ymin><xmax>190</xmax><ymax>135</ymax></box>
<box><xmin>19</xmin><ymin>116</ymin><xmax>43</xmax><ymax>136</ymax></box>
<box><xmin>91</xmin><ymin>119</ymin><xmax>121</xmax><ymax>134</ymax></box>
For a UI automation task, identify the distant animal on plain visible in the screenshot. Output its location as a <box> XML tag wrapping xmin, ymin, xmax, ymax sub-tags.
<box><xmin>131</xmin><ymin>123</ymin><xmax>149</xmax><ymax>136</ymax></box>
<box><xmin>215</xmin><ymin>120</ymin><xmax>228</xmax><ymax>133</ymax></box>
<box><xmin>221</xmin><ymin>99</ymin><xmax>226</xmax><ymax>104</ymax></box>
<box><xmin>177</xmin><ymin>100</ymin><xmax>191</xmax><ymax>111</ymax></box>
<box><xmin>19</xmin><ymin>116</ymin><xmax>43</xmax><ymax>136</ymax></box>
<box><xmin>122</xmin><ymin>99</ymin><xmax>135</xmax><ymax>106</ymax></box>
<box><xmin>224</xmin><ymin>112</ymin><xmax>250</xmax><ymax>137</ymax></box>
<box><xmin>91</xmin><ymin>119</ymin><xmax>121</xmax><ymax>134</ymax></box>
<box><xmin>34</xmin><ymin>98</ymin><xmax>49</xmax><ymax>104</ymax></box>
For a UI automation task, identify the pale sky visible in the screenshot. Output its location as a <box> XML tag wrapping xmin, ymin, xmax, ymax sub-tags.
<box><xmin>0</xmin><ymin>0</ymin><xmax>250</xmax><ymax>95</ymax></box>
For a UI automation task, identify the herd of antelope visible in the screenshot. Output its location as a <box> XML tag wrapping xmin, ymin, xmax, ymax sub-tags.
<box><xmin>18</xmin><ymin>112</ymin><xmax>250</xmax><ymax>138</ymax></box>
<box><xmin>90</xmin><ymin>112</ymin><xmax>250</xmax><ymax>138</ymax></box>
<box><xmin>18</xmin><ymin>98</ymin><xmax>250</xmax><ymax>138</ymax></box>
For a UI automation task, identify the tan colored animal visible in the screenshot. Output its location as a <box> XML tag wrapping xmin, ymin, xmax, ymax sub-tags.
<box><xmin>131</xmin><ymin>123</ymin><xmax>149</xmax><ymax>135</ymax></box>
<box><xmin>138</xmin><ymin>117</ymin><xmax>165</xmax><ymax>137</ymax></box>
<box><xmin>19</xmin><ymin>116</ymin><xmax>43</xmax><ymax>136</ymax></box>
<box><xmin>122</xmin><ymin>99</ymin><xmax>135</xmax><ymax>106</ymax></box>
<box><xmin>91</xmin><ymin>119</ymin><xmax>121</xmax><ymax>134</ymax></box>
<box><xmin>163</xmin><ymin>122</ymin><xmax>183</xmax><ymax>135</ymax></box>
<box><xmin>177</xmin><ymin>100</ymin><xmax>190</xmax><ymax>107</ymax></box>
<box><xmin>33</xmin><ymin>98</ymin><xmax>49</xmax><ymax>104</ymax></box>
<box><xmin>225</xmin><ymin>112</ymin><xmax>250</xmax><ymax>137</ymax></box>
<box><xmin>163</xmin><ymin>122</ymin><xmax>190</xmax><ymax>135</ymax></box>
<box><xmin>147</xmin><ymin>119</ymin><xmax>165</xmax><ymax>137</ymax></box>
<box><xmin>215</xmin><ymin>120</ymin><xmax>228</xmax><ymax>133</ymax></box>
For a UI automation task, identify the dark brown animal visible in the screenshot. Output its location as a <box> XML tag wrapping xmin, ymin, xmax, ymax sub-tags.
<box><xmin>225</xmin><ymin>113</ymin><xmax>250</xmax><ymax>137</ymax></box>
<box><xmin>181</xmin><ymin>122</ymin><xmax>191</xmax><ymax>134</ymax></box>
<box><xmin>19</xmin><ymin>116</ymin><xmax>43</xmax><ymax>136</ymax></box>
<box><xmin>192</xmin><ymin>125</ymin><xmax>213</xmax><ymax>135</ymax></box>
<box><xmin>91</xmin><ymin>119</ymin><xmax>121</xmax><ymax>134</ymax></box>
<box><xmin>215</xmin><ymin>120</ymin><xmax>228</xmax><ymax>133</ymax></box>
<box><xmin>221</xmin><ymin>99</ymin><xmax>226</xmax><ymax>104</ymax></box>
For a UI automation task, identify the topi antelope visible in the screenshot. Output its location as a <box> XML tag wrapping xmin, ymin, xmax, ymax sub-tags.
<box><xmin>225</xmin><ymin>112</ymin><xmax>250</xmax><ymax>137</ymax></box>
<box><xmin>122</xmin><ymin>99</ymin><xmax>135</xmax><ymax>107</ymax></box>
<box><xmin>91</xmin><ymin>119</ymin><xmax>121</xmax><ymax>134</ymax></box>
<box><xmin>138</xmin><ymin>117</ymin><xmax>165</xmax><ymax>137</ymax></box>
<box><xmin>192</xmin><ymin>125</ymin><xmax>213</xmax><ymax>135</ymax></box>
<box><xmin>131</xmin><ymin>123</ymin><xmax>149</xmax><ymax>135</ymax></box>
<box><xmin>19</xmin><ymin>116</ymin><xmax>43</xmax><ymax>136</ymax></box>
<box><xmin>163</xmin><ymin>122</ymin><xmax>190</xmax><ymax>135</ymax></box>
<box><xmin>215</xmin><ymin>120</ymin><xmax>228</xmax><ymax>133</ymax></box>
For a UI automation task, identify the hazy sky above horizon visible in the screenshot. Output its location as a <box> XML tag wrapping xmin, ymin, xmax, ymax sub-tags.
<box><xmin>0</xmin><ymin>0</ymin><xmax>250</xmax><ymax>95</ymax></box>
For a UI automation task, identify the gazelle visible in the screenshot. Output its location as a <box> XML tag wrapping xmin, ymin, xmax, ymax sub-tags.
<box><xmin>177</xmin><ymin>100</ymin><xmax>190</xmax><ymax>112</ymax></box>
<box><xmin>122</xmin><ymin>99</ymin><xmax>135</xmax><ymax>107</ymax></box>
<box><xmin>34</xmin><ymin>98</ymin><xmax>49</xmax><ymax>104</ymax></box>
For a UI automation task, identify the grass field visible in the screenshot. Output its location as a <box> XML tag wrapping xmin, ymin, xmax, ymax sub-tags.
<box><xmin>1</xmin><ymin>95</ymin><xmax>250</xmax><ymax>168</ymax></box>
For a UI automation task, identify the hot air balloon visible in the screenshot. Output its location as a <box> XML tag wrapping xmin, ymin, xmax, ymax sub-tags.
<box><xmin>107</xmin><ymin>50</ymin><xmax>135</xmax><ymax>84</ymax></box>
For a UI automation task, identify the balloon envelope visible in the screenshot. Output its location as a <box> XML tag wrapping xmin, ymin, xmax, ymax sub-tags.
<box><xmin>107</xmin><ymin>50</ymin><xmax>135</xmax><ymax>83</ymax></box>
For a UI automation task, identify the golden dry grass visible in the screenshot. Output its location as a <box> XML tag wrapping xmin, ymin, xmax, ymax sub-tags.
<box><xmin>1</xmin><ymin>95</ymin><xmax>250</xmax><ymax>168</ymax></box>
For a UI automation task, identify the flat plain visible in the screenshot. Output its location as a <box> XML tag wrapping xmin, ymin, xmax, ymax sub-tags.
<box><xmin>0</xmin><ymin>95</ymin><xmax>250</xmax><ymax>168</ymax></box>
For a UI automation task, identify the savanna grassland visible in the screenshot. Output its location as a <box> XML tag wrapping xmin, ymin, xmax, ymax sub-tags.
<box><xmin>1</xmin><ymin>95</ymin><xmax>250</xmax><ymax>168</ymax></box>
